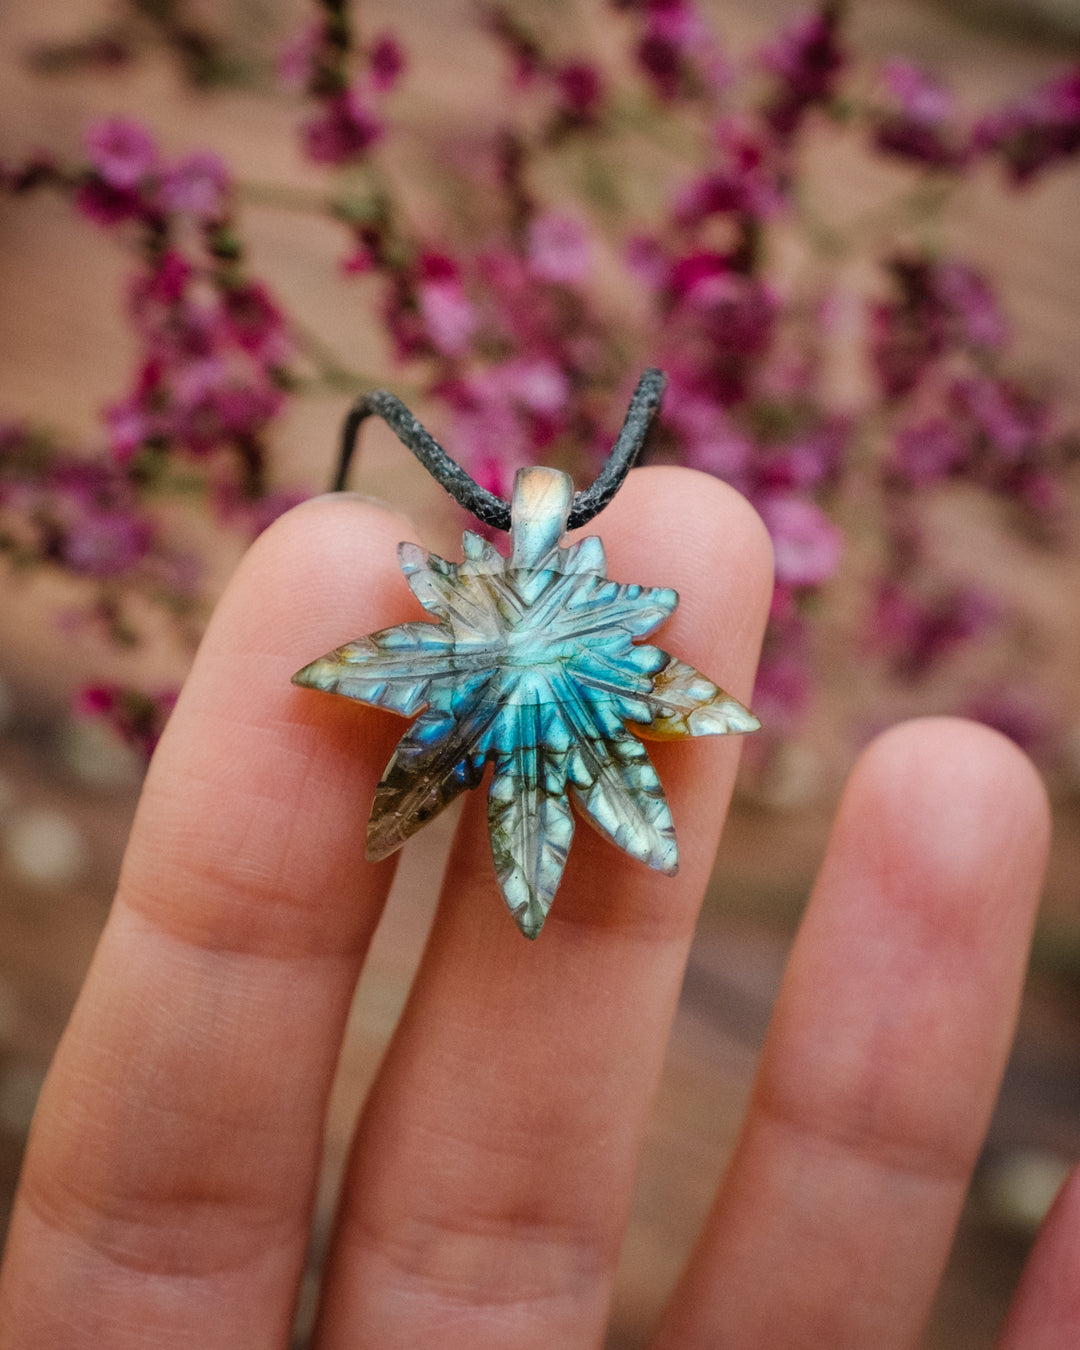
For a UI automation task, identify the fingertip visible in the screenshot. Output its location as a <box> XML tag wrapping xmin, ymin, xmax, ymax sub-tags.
<box><xmin>592</xmin><ymin>466</ymin><xmax>773</xmax><ymax>698</ymax></box>
<box><xmin>839</xmin><ymin>717</ymin><xmax>1051</xmax><ymax>908</ymax></box>
<box><xmin>1000</xmin><ymin>1163</ymin><xmax>1080</xmax><ymax>1348</ymax></box>
<box><xmin>600</xmin><ymin>465</ymin><xmax>774</xmax><ymax>590</ymax></box>
<box><xmin>223</xmin><ymin>492</ymin><xmax>417</xmax><ymax>644</ymax></box>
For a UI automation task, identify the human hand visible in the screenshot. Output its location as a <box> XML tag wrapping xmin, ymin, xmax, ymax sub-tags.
<box><xmin>0</xmin><ymin>470</ymin><xmax>1067</xmax><ymax>1348</ymax></box>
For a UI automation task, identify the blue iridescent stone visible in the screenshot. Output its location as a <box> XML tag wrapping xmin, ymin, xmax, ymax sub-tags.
<box><xmin>293</xmin><ymin>467</ymin><xmax>759</xmax><ymax>939</ymax></box>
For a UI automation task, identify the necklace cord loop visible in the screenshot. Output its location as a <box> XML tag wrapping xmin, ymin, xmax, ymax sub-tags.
<box><xmin>331</xmin><ymin>368</ymin><xmax>667</xmax><ymax>532</ymax></box>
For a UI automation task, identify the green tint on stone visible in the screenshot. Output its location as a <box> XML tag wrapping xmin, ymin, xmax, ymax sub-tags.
<box><xmin>293</xmin><ymin>467</ymin><xmax>759</xmax><ymax>939</ymax></box>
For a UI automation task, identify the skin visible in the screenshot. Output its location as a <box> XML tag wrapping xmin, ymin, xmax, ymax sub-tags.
<box><xmin>0</xmin><ymin>466</ymin><xmax>1068</xmax><ymax>1349</ymax></box>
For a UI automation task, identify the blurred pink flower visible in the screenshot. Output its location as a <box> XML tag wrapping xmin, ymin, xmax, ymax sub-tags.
<box><xmin>752</xmin><ymin>649</ymin><xmax>811</xmax><ymax>728</ymax></box>
<box><xmin>303</xmin><ymin>89</ymin><xmax>383</xmax><ymax>165</ymax></box>
<box><xmin>498</xmin><ymin>356</ymin><xmax>571</xmax><ymax>415</ymax></box>
<box><xmin>662</xmin><ymin>384</ymin><xmax>751</xmax><ymax>482</ymax></box>
<box><xmin>340</xmin><ymin>244</ymin><xmax>375</xmax><ymax>275</ymax></box>
<box><xmin>759</xmin><ymin>8</ymin><xmax>845</xmax><ymax>139</ymax></box>
<box><xmin>140</xmin><ymin>250</ymin><xmax>192</xmax><ymax>304</ymax></box>
<box><xmin>757</xmin><ymin>494</ymin><xmax>843</xmax><ymax>588</ymax></box>
<box><xmin>222</xmin><ymin>282</ymin><xmax>291</xmax><ymax>364</ymax></box>
<box><xmin>418</xmin><ymin>275</ymin><xmax>477</xmax><ymax>357</ymax></box>
<box><xmin>674</xmin><ymin>117</ymin><xmax>785</xmax><ymax>222</ymax></box>
<box><xmin>75</xmin><ymin>683</ymin><xmax>179</xmax><ymax>760</ymax></box>
<box><xmin>104</xmin><ymin>399</ymin><xmax>154</xmax><ymax>462</ymax></box>
<box><xmin>526</xmin><ymin>212</ymin><xmax>591</xmax><ymax>285</ymax></box>
<box><xmin>891</xmin><ymin>417</ymin><xmax>968</xmax><ymax>485</ymax></box>
<box><xmin>952</xmin><ymin>375</ymin><xmax>1044</xmax><ymax>460</ymax></box>
<box><xmin>634</xmin><ymin>0</ymin><xmax>725</xmax><ymax>101</ymax></box>
<box><xmin>451</xmin><ymin>382</ymin><xmax>528</xmax><ymax>498</ymax></box>
<box><xmin>370</xmin><ymin>33</ymin><xmax>406</xmax><ymax>93</ymax></box>
<box><xmin>85</xmin><ymin>117</ymin><xmax>159</xmax><ymax>189</ymax></box>
<box><xmin>884</xmin><ymin>58</ymin><xmax>954</xmax><ymax>124</ymax></box>
<box><xmin>158</xmin><ymin>151</ymin><xmax>229</xmax><ymax>221</ymax></box>
<box><xmin>872</xmin><ymin>580</ymin><xmax>998</xmax><ymax>676</ymax></box>
<box><xmin>974</xmin><ymin>64</ymin><xmax>1080</xmax><ymax>182</ymax></box>
<box><xmin>74</xmin><ymin>179</ymin><xmax>144</xmax><ymax>226</ymax></box>
<box><xmin>555</xmin><ymin>61</ymin><xmax>604</xmax><ymax>120</ymax></box>
<box><xmin>277</xmin><ymin>22</ymin><xmax>321</xmax><ymax>90</ymax></box>
<box><xmin>935</xmin><ymin>261</ymin><xmax>1008</xmax><ymax>348</ymax></box>
<box><xmin>61</xmin><ymin>508</ymin><xmax>152</xmax><ymax>577</ymax></box>
<box><xmin>874</xmin><ymin>60</ymin><xmax>967</xmax><ymax>169</ymax></box>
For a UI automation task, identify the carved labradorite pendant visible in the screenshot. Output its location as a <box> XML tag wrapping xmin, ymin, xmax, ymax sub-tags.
<box><xmin>294</xmin><ymin>466</ymin><xmax>759</xmax><ymax>939</ymax></box>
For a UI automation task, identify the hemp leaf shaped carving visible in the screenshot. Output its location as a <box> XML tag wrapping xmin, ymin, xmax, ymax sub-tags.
<box><xmin>294</xmin><ymin>468</ymin><xmax>758</xmax><ymax>939</ymax></box>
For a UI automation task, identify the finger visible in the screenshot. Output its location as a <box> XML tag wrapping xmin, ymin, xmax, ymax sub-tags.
<box><xmin>313</xmin><ymin>466</ymin><xmax>774</xmax><ymax>1350</ymax></box>
<box><xmin>0</xmin><ymin>495</ymin><xmax>419</xmax><ymax>1349</ymax></box>
<box><xmin>652</xmin><ymin>718</ymin><xmax>1051</xmax><ymax>1350</ymax></box>
<box><xmin>997</xmin><ymin>1165</ymin><xmax>1080</xmax><ymax>1349</ymax></box>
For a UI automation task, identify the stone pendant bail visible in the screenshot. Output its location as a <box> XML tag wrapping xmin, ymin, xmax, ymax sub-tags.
<box><xmin>509</xmin><ymin>467</ymin><xmax>574</xmax><ymax>568</ymax></box>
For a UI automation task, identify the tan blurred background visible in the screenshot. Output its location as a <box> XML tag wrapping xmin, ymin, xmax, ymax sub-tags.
<box><xmin>2</xmin><ymin>1</ymin><xmax>1080</xmax><ymax>1345</ymax></box>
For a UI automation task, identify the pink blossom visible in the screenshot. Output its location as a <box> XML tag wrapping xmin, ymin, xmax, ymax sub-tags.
<box><xmin>418</xmin><ymin>278</ymin><xmax>477</xmax><ymax>357</ymax></box>
<box><xmin>674</xmin><ymin>121</ymin><xmax>785</xmax><ymax>224</ymax></box>
<box><xmin>668</xmin><ymin>249</ymin><xmax>727</xmax><ymax>302</ymax></box>
<box><xmin>526</xmin><ymin>212</ymin><xmax>591</xmax><ymax>285</ymax></box>
<box><xmin>935</xmin><ymin>261</ymin><xmax>1008</xmax><ymax>349</ymax></box>
<box><xmin>759</xmin><ymin>9</ymin><xmax>845</xmax><ymax>139</ymax></box>
<box><xmin>634</xmin><ymin>0</ymin><xmax>728</xmax><ymax>101</ymax></box>
<box><xmin>759</xmin><ymin>423</ymin><xmax>848</xmax><ymax>491</ymax></box>
<box><xmin>75</xmin><ymin>685</ymin><xmax>117</xmax><ymax>717</ymax></box>
<box><xmin>884</xmin><ymin>59</ymin><xmax>953</xmax><ymax>123</ymax></box>
<box><xmin>683</xmin><ymin>425</ymin><xmax>751</xmax><ymax>480</ymax></box>
<box><xmin>221</xmin><ymin>282</ymin><xmax>291</xmax><ymax>364</ymax></box>
<box><xmin>871</xmin><ymin>257</ymin><xmax>1007</xmax><ymax>398</ymax></box>
<box><xmin>891</xmin><ymin>417</ymin><xmax>968</xmax><ymax>485</ymax></box>
<box><xmin>870</xmin><ymin>263</ymin><xmax>944</xmax><ymax>399</ymax></box>
<box><xmin>104</xmin><ymin>399</ymin><xmax>154</xmax><ymax>462</ymax></box>
<box><xmin>62</xmin><ymin>508</ymin><xmax>152</xmax><ymax>578</ymax></box>
<box><xmin>662</xmin><ymin>384</ymin><xmax>751</xmax><ymax>481</ymax></box>
<box><xmin>874</xmin><ymin>60</ymin><xmax>967</xmax><ymax>170</ymax></box>
<box><xmin>213</xmin><ymin>383</ymin><xmax>284</xmax><ymax>438</ymax></box>
<box><xmin>370</xmin><ymin>33</ymin><xmax>405</xmax><ymax>93</ymax></box>
<box><xmin>974</xmin><ymin>64</ymin><xmax>1080</xmax><ymax>183</ymax></box>
<box><xmin>74</xmin><ymin>179</ymin><xmax>144</xmax><ymax>227</ymax></box>
<box><xmin>757</xmin><ymin>494</ymin><xmax>842</xmax><ymax>588</ymax></box>
<box><xmin>646</xmin><ymin>0</ymin><xmax>710</xmax><ymax>49</ymax></box>
<box><xmin>170</xmin><ymin>379</ymin><xmax>282</xmax><ymax>454</ymax></box>
<box><xmin>141</xmin><ymin>250</ymin><xmax>192</xmax><ymax>305</ymax></box>
<box><xmin>626</xmin><ymin>235</ymin><xmax>668</xmax><ymax>291</ymax></box>
<box><xmin>555</xmin><ymin>62</ymin><xmax>604</xmax><ymax>120</ymax></box>
<box><xmin>677</xmin><ymin>269</ymin><xmax>778</xmax><ymax>360</ymax></box>
<box><xmin>340</xmin><ymin>244</ymin><xmax>374</xmax><ymax>275</ymax></box>
<box><xmin>75</xmin><ymin>683</ymin><xmax>178</xmax><ymax>760</ymax></box>
<box><xmin>171</xmin><ymin>354</ymin><xmax>228</xmax><ymax>408</ymax></box>
<box><xmin>963</xmin><ymin>693</ymin><xmax>1049</xmax><ymax>754</ymax></box>
<box><xmin>498</xmin><ymin>356</ymin><xmax>570</xmax><ymax>415</ymax></box>
<box><xmin>1016</xmin><ymin>468</ymin><xmax>1065</xmax><ymax>516</ymax></box>
<box><xmin>952</xmin><ymin>376</ymin><xmax>1044</xmax><ymax>460</ymax></box>
<box><xmin>451</xmin><ymin>383</ymin><xmax>528</xmax><ymax>497</ymax></box>
<box><xmin>303</xmin><ymin>89</ymin><xmax>383</xmax><ymax>165</ymax></box>
<box><xmin>752</xmin><ymin>649</ymin><xmax>811</xmax><ymax>729</ymax></box>
<box><xmin>636</xmin><ymin>31</ymin><xmax>684</xmax><ymax>102</ymax></box>
<box><xmin>277</xmin><ymin>22</ymin><xmax>321</xmax><ymax>90</ymax></box>
<box><xmin>159</xmin><ymin>151</ymin><xmax>229</xmax><ymax>221</ymax></box>
<box><xmin>873</xmin><ymin>581</ymin><xmax>998</xmax><ymax>677</ymax></box>
<box><xmin>85</xmin><ymin>117</ymin><xmax>159</xmax><ymax>190</ymax></box>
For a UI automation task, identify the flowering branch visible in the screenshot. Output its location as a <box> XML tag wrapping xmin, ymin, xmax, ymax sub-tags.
<box><xmin>2</xmin><ymin>0</ymin><xmax>1078</xmax><ymax>776</ymax></box>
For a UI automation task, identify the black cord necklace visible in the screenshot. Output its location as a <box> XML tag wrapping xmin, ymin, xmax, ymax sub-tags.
<box><xmin>331</xmin><ymin>368</ymin><xmax>667</xmax><ymax>529</ymax></box>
